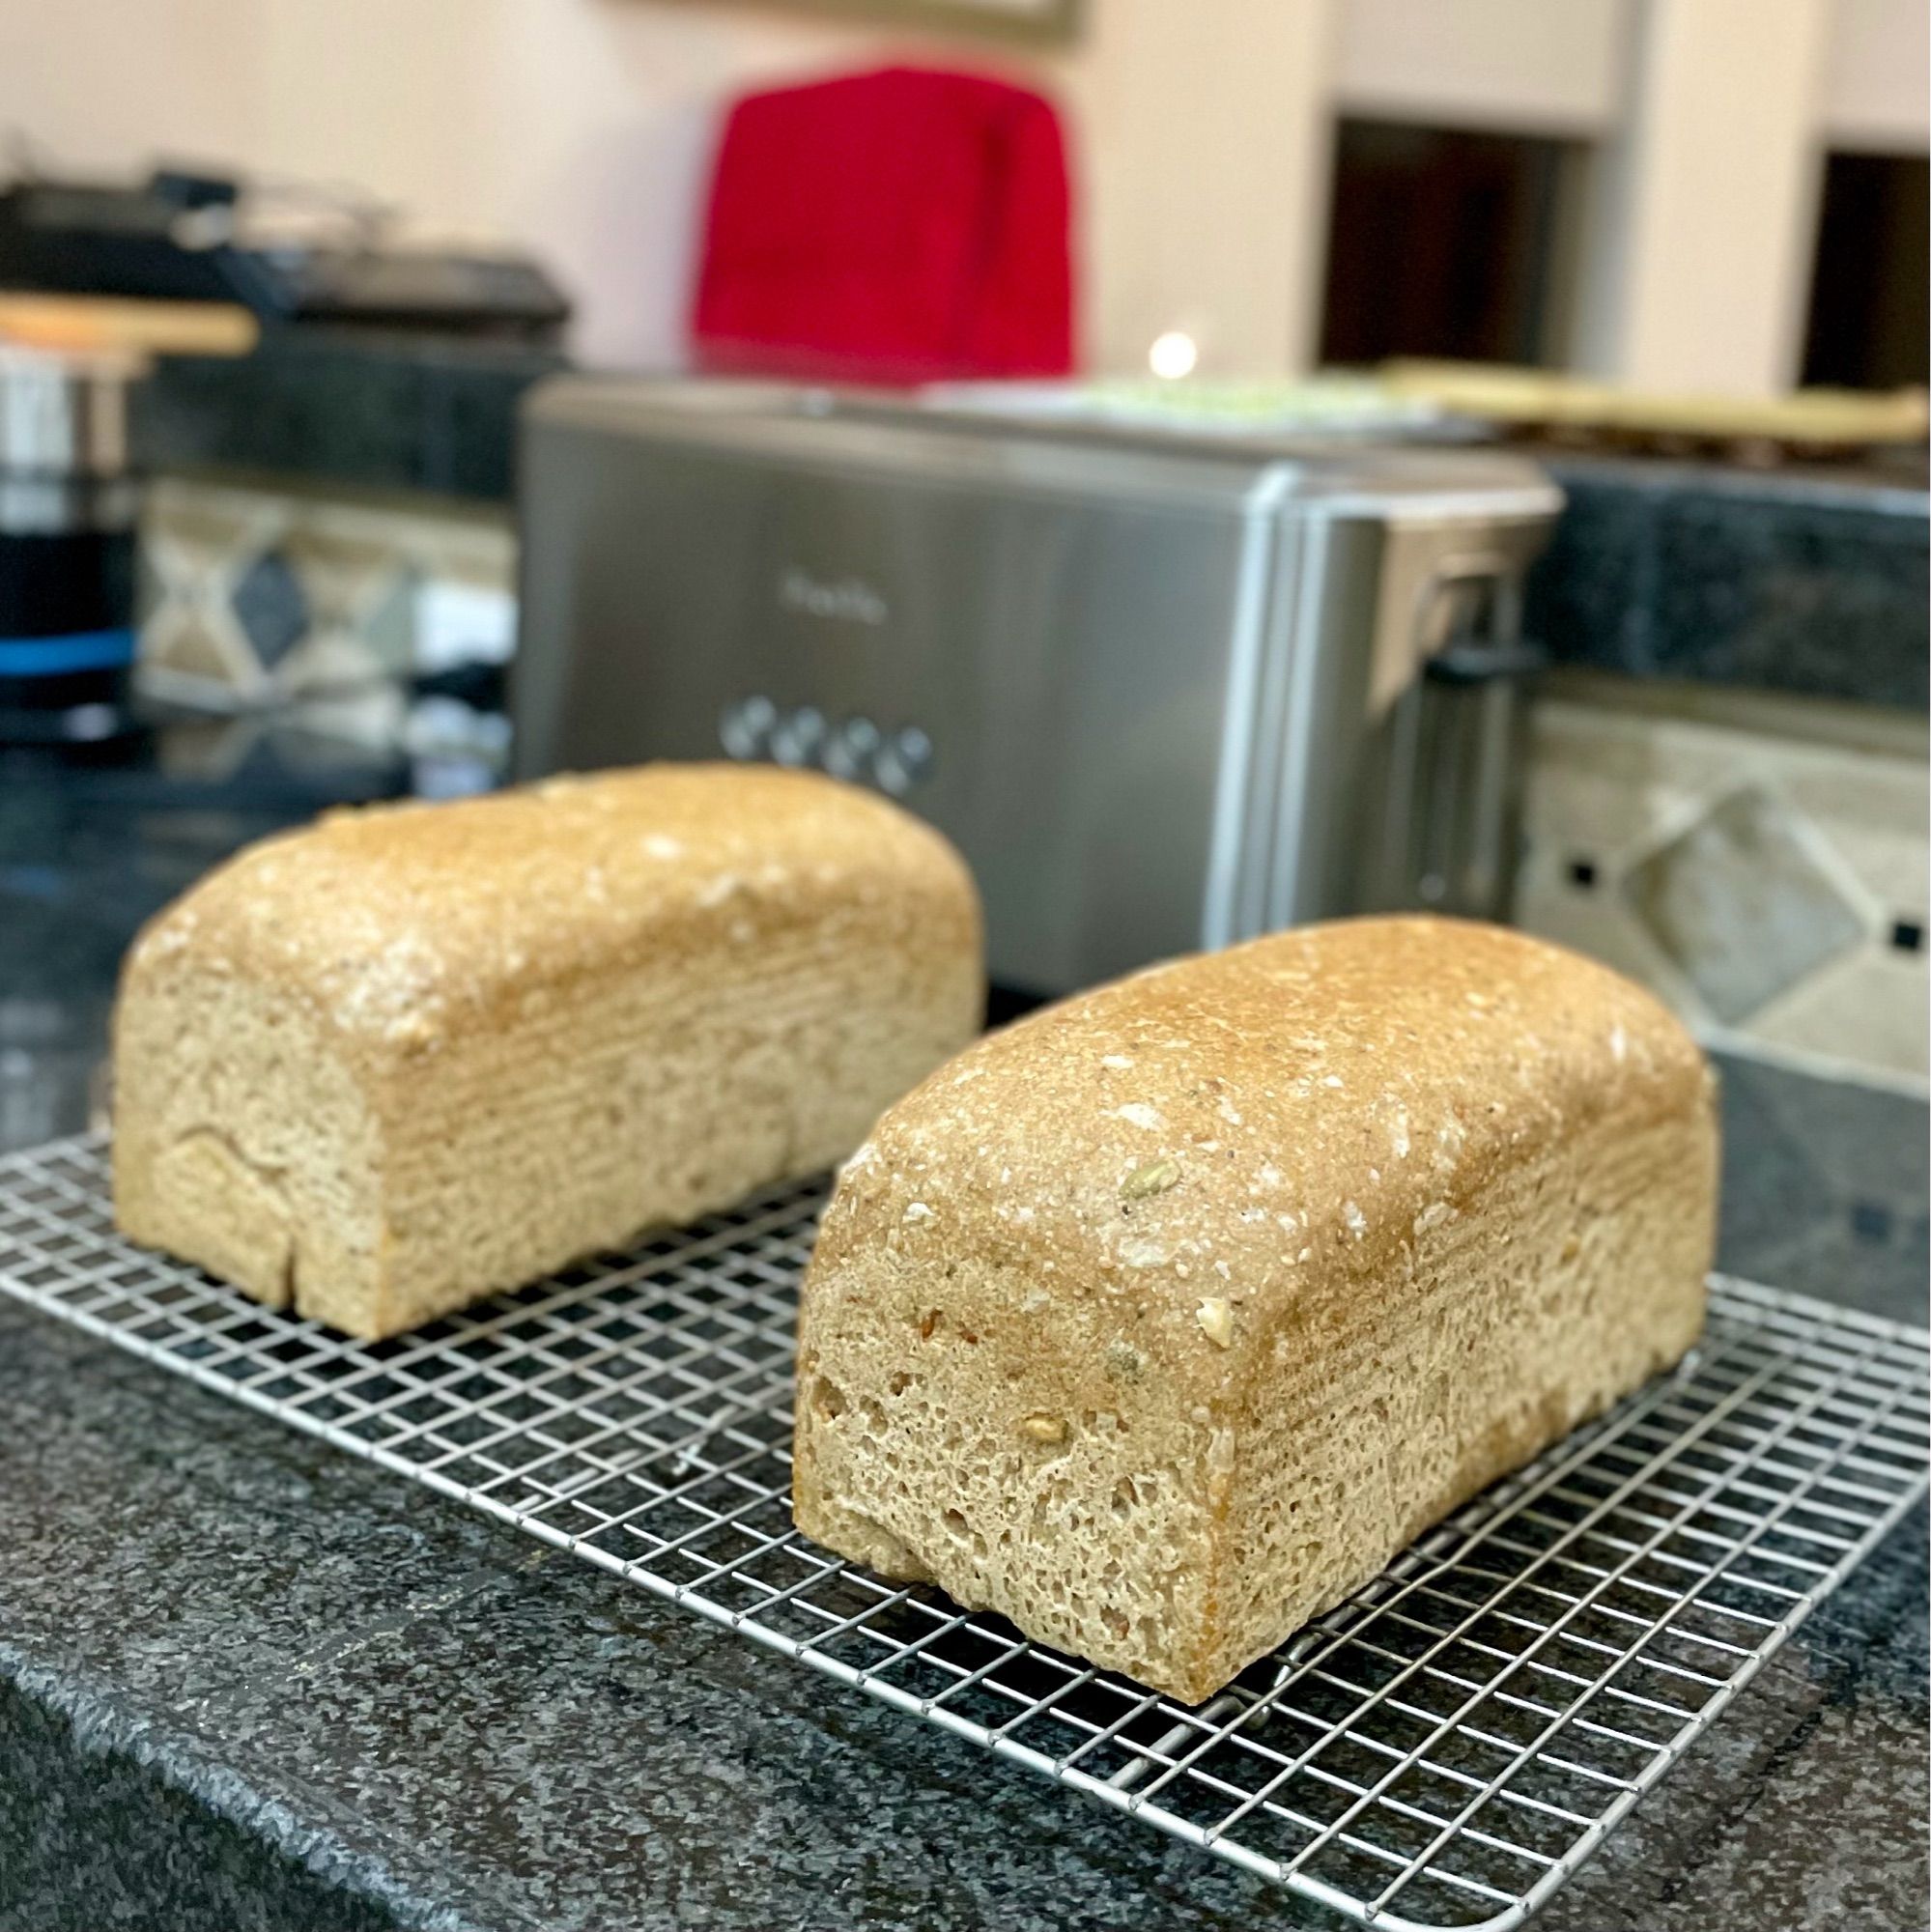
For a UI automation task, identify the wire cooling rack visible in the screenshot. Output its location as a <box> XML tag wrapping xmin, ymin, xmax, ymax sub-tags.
<box><xmin>2</xmin><ymin>1133</ymin><xmax>1925</xmax><ymax>1930</ymax></box>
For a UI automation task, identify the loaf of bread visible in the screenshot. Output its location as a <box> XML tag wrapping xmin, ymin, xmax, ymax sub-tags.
<box><xmin>114</xmin><ymin>764</ymin><xmax>981</xmax><ymax>1340</ymax></box>
<box><xmin>793</xmin><ymin>917</ymin><xmax>1716</xmax><ymax>1704</ymax></box>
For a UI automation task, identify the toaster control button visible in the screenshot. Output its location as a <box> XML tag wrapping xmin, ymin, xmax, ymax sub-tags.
<box><xmin>875</xmin><ymin>724</ymin><xmax>933</xmax><ymax>795</ymax></box>
<box><xmin>825</xmin><ymin>715</ymin><xmax>881</xmax><ymax>781</ymax></box>
<box><xmin>720</xmin><ymin>696</ymin><xmax>777</xmax><ymax>760</ymax></box>
<box><xmin>769</xmin><ymin>705</ymin><xmax>827</xmax><ymax>767</ymax></box>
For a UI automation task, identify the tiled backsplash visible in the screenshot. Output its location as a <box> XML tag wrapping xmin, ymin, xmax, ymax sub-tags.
<box><xmin>1517</xmin><ymin>676</ymin><xmax>1929</xmax><ymax>1083</ymax></box>
<box><xmin>137</xmin><ymin>475</ymin><xmax>516</xmax><ymax>780</ymax></box>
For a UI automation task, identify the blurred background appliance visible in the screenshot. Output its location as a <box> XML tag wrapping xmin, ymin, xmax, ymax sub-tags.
<box><xmin>0</xmin><ymin>166</ymin><xmax>570</xmax><ymax>343</ymax></box>
<box><xmin>0</xmin><ymin>343</ymin><xmax>140</xmax><ymax>744</ymax></box>
<box><xmin>513</xmin><ymin>381</ymin><xmax>1560</xmax><ymax>994</ymax></box>
<box><xmin>692</xmin><ymin>66</ymin><xmax>1075</xmax><ymax>385</ymax></box>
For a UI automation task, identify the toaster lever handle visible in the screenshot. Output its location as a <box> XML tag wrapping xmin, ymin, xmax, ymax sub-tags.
<box><xmin>1423</xmin><ymin>636</ymin><xmax>1547</xmax><ymax>685</ymax></box>
<box><xmin>1405</xmin><ymin>633</ymin><xmax>1542</xmax><ymax>923</ymax></box>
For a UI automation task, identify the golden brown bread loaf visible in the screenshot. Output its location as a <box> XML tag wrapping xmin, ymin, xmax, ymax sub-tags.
<box><xmin>114</xmin><ymin>764</ymin><xmax>981</xmax><ymax>1340</ymax></box>
<box><xmin>792</xmin><ymin>916</ymin><xmax>1716</xmax><ymax>1704</ymax></box>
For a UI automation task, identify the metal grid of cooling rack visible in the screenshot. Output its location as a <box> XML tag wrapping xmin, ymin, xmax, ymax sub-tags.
<box><xmin>1</xmin><ymin>1131</ymin><xmax>1925</xmax><ymax>1931</ymax></box>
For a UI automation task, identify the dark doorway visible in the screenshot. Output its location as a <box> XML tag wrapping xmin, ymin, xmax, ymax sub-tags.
<box><xmin>1801</xmin><ymin>150</ymin><xmax>1929</xmax><ymax>390</ymax></box>
<box><xmin>1320</xmin><ymin>119</ymin><xmax>1582</xmax><ymax>370</ymax></box>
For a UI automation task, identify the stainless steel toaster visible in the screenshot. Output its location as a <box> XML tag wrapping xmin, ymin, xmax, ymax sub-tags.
<box><xmin>513</xmin><ymin>381</ymin><xmax>1561</xmax><ymax>994</ymax></box>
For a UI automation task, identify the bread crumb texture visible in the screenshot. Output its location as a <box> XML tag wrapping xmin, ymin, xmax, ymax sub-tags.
<box><xmin>793</xmin><ymin>916</ymin><xmax>1717</xmax><ymax>1703</ymax></box>
<box><xmin>112</xmin><ymin>764</ymin><xmax>982</xmax><ymax>1339</ymax></box>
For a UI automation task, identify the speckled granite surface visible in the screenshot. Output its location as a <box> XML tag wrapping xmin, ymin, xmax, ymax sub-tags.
<box><xmin>133</xmin><ymin>329</ymin><xmax>563</xmax><ymax>505</ymax></box>
<box><xmin>0</xmin><ymin>724</ymin><xmax>406</xmax><ymax>1152</ymax></box>
<box><xmin>1</xmin><ymin>736</ymin><xmax>1926</xmax><ymax>1931</ymax></box>
<box><xmin>1529</xmin><ymin>455</ymin><xmax>1928</xmax><ymax>712</ymax></box>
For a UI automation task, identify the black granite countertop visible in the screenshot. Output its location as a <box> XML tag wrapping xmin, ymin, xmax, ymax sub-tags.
<box><xmin>0</xmin><ymin>716</ymin><xmax>408</xmax><ymax>1153</ymax></box>
<box><xmin>130</xmin><ymin>332</ymin><xmax>1930</xmax><ymax>712</ymax></box>
<box><xmin>2</xmin><ymin>735</ymin><xmax>1926</xmax><ymax>1931</ymax></box>
<box><xmin>1528</xmin><ymin>451</ymin><xmax>1929</xmax><ymax>712</ymax></box>
<box><xmin>135</xmin><ymin>327</ymin><xmax>565</xmax><ymax>505</ymax></box>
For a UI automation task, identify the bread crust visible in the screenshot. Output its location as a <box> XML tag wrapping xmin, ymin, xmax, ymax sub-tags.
<box><xmin>793</xmin><ymin>917</ymin><xmax>1717</xmax><ymax>1702</ymax></box>
<box><xmin>114</xmin><ymin>764</ymin><xmax>983</xmax><ymax>1338</ymax></box>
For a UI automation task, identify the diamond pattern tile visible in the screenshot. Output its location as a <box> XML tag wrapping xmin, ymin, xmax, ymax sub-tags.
<box><xmin>1624</xmin><ymin>786</ymin><xmax>1864</xmax><ymax>1025</ymax></box>
<box><xmin>229</xmin><ymin>551</ymin><xmax>309</xmax><ymax>670</ymax></box>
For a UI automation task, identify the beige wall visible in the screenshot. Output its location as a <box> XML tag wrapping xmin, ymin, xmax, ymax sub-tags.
<box><xmin>0</xmin><ymin>0</ymin><xmax>1923</xmax><ymax>388</ymax></box>
<box><xmin>0</xmin><ymin>0</ymin><xmax>267</xmax><ymax>178</ymax></box>
<box><xmin>1335</xmin><ymin>0</ymin><xmax>1633</xmax><ymax>134</ymax></box>
<box><xmin>1824</xmin><ymin>0</ymin><xmax>1931</xmax><ymax>150</ymax></box>
<box><xmin>1066</xmin><ymin>0</ymin><xmax>1338</xmax><ymax>375</ymax></box>
<box><xmin>1578</xmin><ymin>0</ymin><xmax>1838</xmax><ymax>395</ymax></box>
